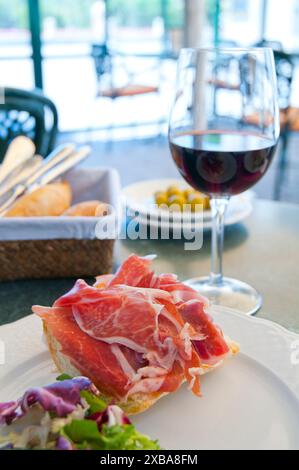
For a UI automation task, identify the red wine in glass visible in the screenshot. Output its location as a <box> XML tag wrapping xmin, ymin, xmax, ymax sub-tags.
<box><xmin>170</xmin><ymin>130</ymin><xmax>277</xmax><ymax>196</ymax></box>
<box><xmin>169</xmin><ymin>48</ymin><xmax>280</xmax><ymax>315</ymax></box>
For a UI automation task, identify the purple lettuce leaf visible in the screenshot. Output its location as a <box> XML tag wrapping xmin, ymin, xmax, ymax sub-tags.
<box><xmin>0</xmin><ymin>377</ymin><xmax>92</xmax><ymax>425</ymax></box>
<box><xmin>0</xmin><ymin>401</ymin><xmax>20</xmax><ymax>425</ymax></box>
<box><xmin>89</xmin><ymin>404</ymin><xmax>131</xmax><ymax>431</ymax></box>
<box><xmin>56</xmin><ymin>436</ymin><xmax>73</xmax><ymax>450</ymax></box>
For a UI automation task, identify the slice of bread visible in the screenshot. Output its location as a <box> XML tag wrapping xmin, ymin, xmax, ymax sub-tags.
<box><xmin>43</xmin><ymin>322</ymin><xmax>239</xmax><ymax>415</ymax></box>
<box><xmin>43</xmin><ymin>320</ymin><xmax>166</xmax><ymax>415</ymax></box>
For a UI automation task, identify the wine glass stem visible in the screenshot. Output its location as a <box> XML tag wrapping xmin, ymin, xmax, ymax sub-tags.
<box><xmin>210</xmin><ymin>197</ymin><xmax>230</xmax><ymax>286</ymax></box>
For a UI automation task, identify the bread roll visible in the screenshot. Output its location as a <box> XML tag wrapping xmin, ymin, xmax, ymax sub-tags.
<box><xmin>63</xmin><ymin>200</ymin><xmax>109</xmax><ymax>217</ymax></box>
<box><xmin>5</xmin><ymin>182</ymin><xmax>72</xmax><ymax>217</ymax></box>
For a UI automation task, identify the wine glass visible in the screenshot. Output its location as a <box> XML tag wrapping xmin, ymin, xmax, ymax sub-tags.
<box><xmin>169</xmin><ymin>48</ymin><xmax>280</xmax><ymax>315</ymax></box>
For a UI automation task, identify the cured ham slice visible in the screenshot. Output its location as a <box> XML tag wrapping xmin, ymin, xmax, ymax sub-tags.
<box><xmin>155</xmin><ymin>276</ymin><xmax>209</xmax><ymax>307</ymax></box>
<box><xmin>153</xmin><ymin>276</ymin><xmax>230</xmax><ymax>364</ymax></box>
<box><xmin>32</xmin><ymin>306</ymin><xmax>130</xmax><ymax>399</ymax></box>
<box><xmin>178</xmin><ymin>300</ymin><xmax>230</xmax><ymax>365</ymax></box>
<box><xmin>54</xmin><ymin>279</ymin><xmax>201</xmax><ymax>395</ymax></box>
<box><xmin>126</xmin><ymin>360</ymin><xmax>186</xmax><ymax>398</ymax></box>
<box><xmin>94</xmin><ymin>274</ymin><xmax>114</xmax><ymax>289</ymax></box>
<box><xmin>95</xmin><ymin>254</ymin><xmax>231</xmax><ymax>364</ymax></box>
<box><xmin>56</xmin><ymin>281</ymin><xmax>166</xmax><ymax>354</ymax></box>
<box><xmin>94</xmin><ymin>254</ymin><xmax>156</xmax><ymax>289</ymax></box>
<box><xmin>33</xmin><ymin>253</ymin><xmax>237</xmax><ymax>412</ymax></box>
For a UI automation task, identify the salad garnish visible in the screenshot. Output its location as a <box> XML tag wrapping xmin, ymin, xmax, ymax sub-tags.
<box><xmin>0</xmin><ymin>375</ymin><xmax>160</xmax><ymax>450</ymax></box>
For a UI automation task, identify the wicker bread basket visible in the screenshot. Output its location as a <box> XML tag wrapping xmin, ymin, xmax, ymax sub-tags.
<box><xmin>0</xmin><ymin>239</ymin><xmax>114</xmax><ymax>281</ymax></box>
<box><xmin>0</xmin><ymin>168</ymin><xmax>121</xmax><ymax>281</ymax></box>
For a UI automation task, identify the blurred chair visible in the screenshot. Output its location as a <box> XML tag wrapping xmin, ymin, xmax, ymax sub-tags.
<box><xmin>0</xmin><ymin>87</ymin><xmax>58</xmax><ymax>161</ymax></box>
<box><xmin>208</xmin><ymin>41</ymin><xmax>298</xmax><ymax>199</ymax></box>
<box><xmin>255</xmin><ymin>39</ymin><xmax>284</xmax><ymax>51</ymax></box>
<box><xmin>208</xmin><ymin>43</ymin><xmax>241</xmax><ymax>116</ymax></box>
<box><xmin>255</xmin><ymin>40</ymin><xmax>293</xmax><ymax>110</ymax></box>
<box><xmin>209</xmin><ymin>55</ymin><xmax>239</xmax><ymax>90</ymax></box>
<box><xmin>91</xmin><ymin>44</ymin><xmax>112</xmax><ymax>81</ymax></box>
<box><xmin>91</xmin><ymin>44</ymin><xmax>159</xmax><ymax>132</ymax></box>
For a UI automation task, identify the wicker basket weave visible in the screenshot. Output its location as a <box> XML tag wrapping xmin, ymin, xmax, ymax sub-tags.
<box><xmin>0</xmin><ymin>238</ymin><xmax>114</xmax><ymax>281</ymax></box>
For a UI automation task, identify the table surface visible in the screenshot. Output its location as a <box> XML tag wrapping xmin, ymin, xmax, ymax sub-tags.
<box><xmin>0</xmin><ymin>199</ymin><xmax>298</xmax><ymax>332</ymax></box>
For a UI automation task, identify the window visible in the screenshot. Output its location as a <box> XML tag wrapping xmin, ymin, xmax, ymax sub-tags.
<box><xmin>265</xmin><ymin>0</ymin><xmax>299</xmax><ymax>52</ymax></box>
<box><xmin>39</xmin><ymin>0</ymin><xmax>180</xmax><ymax>131</ymax></box>
<box><xmin>39</xmin><ymin>0</ymin><xmax>104</xmax><ymax>130</ymax></box>
<box><xmin>220</xmin><ymin>0</ymin><xmax>263</xmax><ymax>46</ymax></box>
<box><xmin>0</xmin><ymin>0</ymin><xmax>34</xmax><ymax>89</ymax></box>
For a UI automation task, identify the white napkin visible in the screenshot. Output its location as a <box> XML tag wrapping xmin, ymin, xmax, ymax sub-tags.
<box><xmin>0</xmin><ymin>167</ymin><xmax>121</xmax><ymax>241</ymax></box>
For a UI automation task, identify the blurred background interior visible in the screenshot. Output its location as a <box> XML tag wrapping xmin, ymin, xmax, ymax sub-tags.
<box><xmin>1</xmin><ymin>0</ymin><xmax>299</xmax><ymax>202</ymax></box>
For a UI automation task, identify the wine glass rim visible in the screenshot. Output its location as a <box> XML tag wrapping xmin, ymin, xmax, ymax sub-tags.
<box><xmin>180</xmin><ymin>47</ymin><xmax>273</xmax><ymax>54</ymax></box>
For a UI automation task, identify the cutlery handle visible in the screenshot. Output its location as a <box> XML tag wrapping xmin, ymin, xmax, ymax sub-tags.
<box><xmin>0</xmin><ymin>155</ymin><xmax>43</xmax><ymax>200</ymax></box>
<box><xmin>37</xmin><ymin>146</ymin><xmax>91</xmax><ymax>186</ymax></box>
<box><xmin>0</xmin><ymin>185</ymin><xmax>25</xmax><ymax>216</ymax></box>
<box><xmin>0</xmin><ymin>145</ymin><xmax>74</xmax><ymax>203</ymax></box>
<box><xmin>26</xmin><ymin>144</ymin><xmax>75</xmax><ymax>187</ymax></box>
<box><xmin>0</xmin><ymin>137</ymin><xmax>36</xmax><ymax>182</ymax></box>
<box><xmin>0</xmin><ymin>146</ymin><xmax>91</xmax><ymax>216</ymax></box>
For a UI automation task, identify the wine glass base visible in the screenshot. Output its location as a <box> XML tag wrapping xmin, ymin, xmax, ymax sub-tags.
<box><xmin>185</xmin><ymin>276</ymin><xmax>262</xmax><ymax>316</ymax></box>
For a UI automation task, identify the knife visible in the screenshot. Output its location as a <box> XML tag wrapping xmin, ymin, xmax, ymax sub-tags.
<box><xmin>0</xmin><ymin>155</ymin><xmax>43</xmax><ymax>201</ymax></box>
<box><xmin>0</xmin><ymin>143</ymin><xmax>75</xmax><ymax>202</ymax></box>
<box><xmin>0</xmin><ymin>146</ymin><xmax>91</xmax><ymax>216</ymax></box>
<box><xmin>0</xmin><ymin>136</ymin><xmax>36</xmax><ymax>184</ymax></box>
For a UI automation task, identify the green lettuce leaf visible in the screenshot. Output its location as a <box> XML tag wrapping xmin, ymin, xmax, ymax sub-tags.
<box><xmin>62</xmin><ymin>420</ymin><xmax>160</xmax><ymax>450</ymax></box>
<box><xmin>63</xmin><ymin>420</ymin><xmax>102</xmax><ymax>443</ymax></box>
<box><xmin>56</xmin><ymin>374</ymin><xmax>73</xmax><ymax>381</ymax></box>
<box><xmin>80</xmin><ymin>390</ymin><xmax>107</xmax><ymax>414</ymax></box>
<box><xmin>99</xmin><ymin>424</ymin><xmax>161</xmax><ymax>450</ymax></box>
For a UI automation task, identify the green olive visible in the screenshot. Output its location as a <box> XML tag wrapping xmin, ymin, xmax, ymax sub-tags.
<box><xmin>203</xmin><ymin>197</ymin><xmax>211</xmax><ymax>211</ymax></box>
<box><xmin>155</xmin><ymin>191</ymin><xmax>168</xmax><ymax>206</ymax></box>
<box><xmin>184</xmin><ymin>188</ymin><xmax>195</xmax><ymax>199</ymax></box>
<box><xmin>168</xmin><ymin>194</ymin><xmax>185</xmax><ymax>211</ymax></box>
<box><xmin>167</xmin><ymin>185</ymin><xmax>183</xmax><ymax>198</ymax></box>
<box><xmin>188</xmin><ymin>194</ymin><xmax>205</xmax><ymax>212</ymax></box>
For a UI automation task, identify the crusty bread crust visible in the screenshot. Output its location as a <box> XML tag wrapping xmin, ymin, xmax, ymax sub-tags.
<box><xmin>43</xmin><ymin>321</ymin><xmax>239</xmax><ymax>415</ymax></box>
<box><xmin>5</xmin><ymin>182</ymin><xmax>72</xmax><ymax>217</ymax></box>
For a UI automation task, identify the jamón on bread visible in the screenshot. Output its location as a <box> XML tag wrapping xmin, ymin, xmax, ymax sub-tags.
<box><xmin>43</xmin><ymin>320</ymin><xmax>167</xmax><ymax>414</ymax></box>
<box><xmin>33</xmin><ymin>254</ymin><xmax>239</xmax><ymax>414</ymax></box>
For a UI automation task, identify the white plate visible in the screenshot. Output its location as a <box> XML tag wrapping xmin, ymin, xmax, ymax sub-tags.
<box><xmin>122</xmin><ymin>179</ymin><xmax>254</xmax><ymax>231</ymax></box>
<box><xmin>0</xmin><ymin>308</ymin><xmax>298</xmax><ymax>450</ymax></box>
